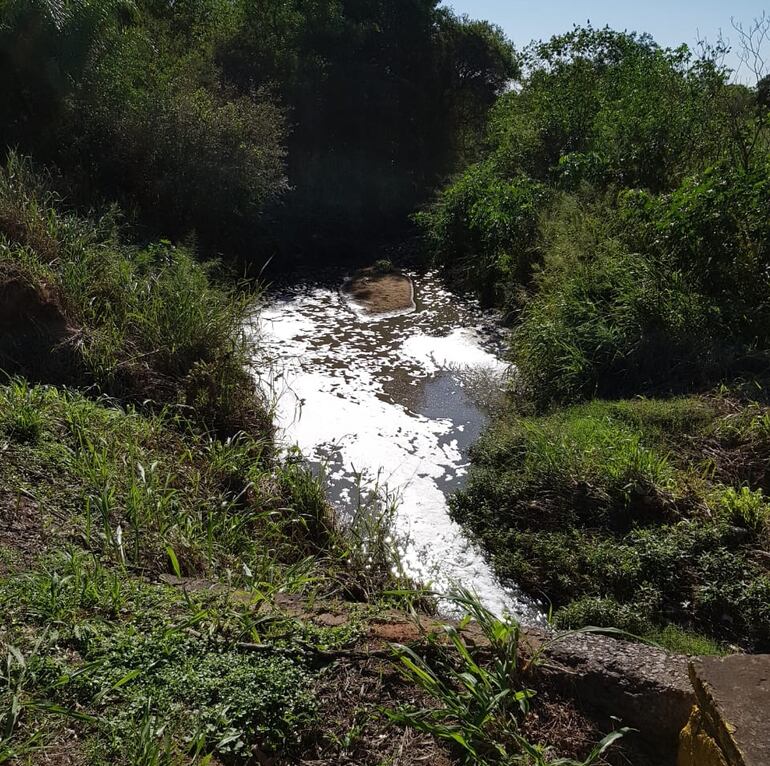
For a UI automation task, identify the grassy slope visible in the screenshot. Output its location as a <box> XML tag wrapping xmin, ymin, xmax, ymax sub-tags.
<box><xmin>452</xmin><ymin>395</ymin><xmax>770</xmax><ymax>653</ymax></box>
<box><xmin>0</xmin><ymin>157</ymin><xmax>437</xmax><ymax>764</ymax></box>
<box><xmin>0</xmin><ymin>154</ymin><xmax>265</xmax><ymax>437</ymax></box>
<box><xmin>0</xmin><ymin>381</ymin><xmax>433</xmax><ymax>765</ymax></box>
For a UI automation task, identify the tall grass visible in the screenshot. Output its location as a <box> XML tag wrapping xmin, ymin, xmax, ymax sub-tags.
<box><xmin>0</xmin><ymin>152</ymin><xmax>266</xmax><ymax>435</ymax></box>
<box><xmin>387</xmin><ymin>589</ymin><xmax>628</xmax><ymax>765</ymax></box>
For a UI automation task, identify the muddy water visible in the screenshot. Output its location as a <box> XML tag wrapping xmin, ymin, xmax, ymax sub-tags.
<box><xmin>257</xmin><ymin>270</ymin><xmax>539</xmax><ymax>619</ymax></box>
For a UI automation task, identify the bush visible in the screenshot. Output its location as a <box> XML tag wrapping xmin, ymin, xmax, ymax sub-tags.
<box><xmin>623</xmin><ymin>163</ymin><xmax>770</xmax><ymax>344</ymax></box>
<box><xmin>508</xmin><ymin>194</ymin><xmax>720</xmax><ymax>405</ymax></box>
<box><xmin>417</xmin><ymin>164</ymin><xmax>547</xmax><ymax>307</ymax></box>
<box><xmin>554</xmin><ymin>596</ymin><xmax>653</xmax><ymax>637</ymax></box>
<box><xmin>0</xmin><ymin>154</ymin><xmax>266</xmax><ymax>434</ymax></box>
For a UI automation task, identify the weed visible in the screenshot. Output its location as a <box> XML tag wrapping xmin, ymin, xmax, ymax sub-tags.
<box><xmin>386</xmin><ymin>589</ymin><xmax>628</xmax><ymax>765</ymax></box>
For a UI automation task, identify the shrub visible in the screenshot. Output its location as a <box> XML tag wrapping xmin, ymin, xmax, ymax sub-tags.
<box><xmin>553</xmin><ymin>596</ymin><xmax>653</xmax><ymax>637</ymax></box>
<box><xmin>417</xmin><ymin>164</ymin><xmax>547</xmax><ymax>307</ymax></box>
<box><xmin>0</xmin><ymin>154</ymin><xmax>266</xmax><ymax>434</ymax></box>
<box><xmin>623</xmin><ymin>163</ymin><xmax>770</xmax><ymax>345</ymax></box>
<box><xmin>509</xmin><ymin>196</ymin><xmax>718</xmax><ymax>405</ymax></box>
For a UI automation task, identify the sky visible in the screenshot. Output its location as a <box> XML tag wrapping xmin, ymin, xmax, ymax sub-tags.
<box><xmin>444</xmin><ymin>1</ymin><xmax>768</xmax><ymax>78</ymax></box>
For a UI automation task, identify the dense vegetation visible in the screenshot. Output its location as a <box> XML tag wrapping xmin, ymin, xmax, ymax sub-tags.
<box><xmin>5</xmin><ymin>0</ymin><xmax>770</xmax><ymax>758</ymax></box>
<box><xmin>0</xmin><ymin>0</ymin><xmax>514</xmax><ymax>259</ymax></box>
<box><xmin>0</xmin><ymin>3</ymin><xmax>652</xmax><ymax>763</ymax></box>
<box><xmin>425</xmin><ymin>26</ymin><xmax>770</xmax><ymax>650</ymax></box>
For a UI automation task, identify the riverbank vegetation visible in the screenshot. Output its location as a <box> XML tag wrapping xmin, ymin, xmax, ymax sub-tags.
<box><xmin>423</xmin><ymin>25</ymin><xmax>770</xmax><ymax>651</ymax></box>
<box><xmin>0</xmin><ymin>2</ymin><xmax>649</xmax><ymax>762</ymax></box>
<box><xmin>0</xmin><ymin>0</ymin><xmax>515</xmax><ymax>260</ymax></box>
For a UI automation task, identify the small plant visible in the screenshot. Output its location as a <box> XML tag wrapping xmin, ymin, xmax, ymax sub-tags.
<box><xmin>0</xmin><ymin>639</ymin><xmax>95</xmax><ymax>763</ymax></box>
<box><xmin>718</xmin><ymin>486</ymin><xmax>770</xmax><ymax>535</ymax></box>
<box><xmin>125</xmin><ymin>700</ymin><xmax>212</xmax><ymax>766</ymax></box>
<box><xmin>0</xmin><ymin>379</ymin><xmax>45</xmax><ymax>444</ymax></box>
<box><xmin>372</xmin><ymin>258</ymin><xmax>395</xmax><ymax>275</ymax></box>
<box><xmin>386</xmin><ymin>589</ymin><xmax>628</xmax><ymax>765</ymax></box>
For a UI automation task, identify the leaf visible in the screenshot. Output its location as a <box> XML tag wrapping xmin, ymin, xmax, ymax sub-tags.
<box><xmin>582</xmin><ymin>727</ymin><xmax>633</xmax><ymax>764</ymax></box>
<box><xmin>166</xmin><ymin>545</ymin><xmax>182</xmax><ymax>578</ymax></box>
<box><xmin>94</xmin><ymin>668</ymin><xmax>142</xmax><ymax>704</ymax></box>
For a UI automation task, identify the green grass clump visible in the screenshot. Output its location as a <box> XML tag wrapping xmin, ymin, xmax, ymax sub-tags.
<box><xmin>0</xmin><ymin>153</ymin><xmax>265</xmax><ymax>435</ymax></box>
<box><xmin>458</xmin><ymin>398</ymin><xmax>682</xmax><ymax>534</ymax></box>
<box><xmin>552</xmin><ymin>596</ymin><xmax>725</xmax><ymax>655</ymax></box>
<box><xmin>452</xmin><ymin>396</ymin><xmax>770</xmax><ymax>650</ymax></box>
<box><xmin>0</xmin><ymin>380</ymin><xmax>359</xmax><ymax>595</ymax></box>
<box><xmin>387</xmin><ymin>589</ymin><xmax>629</xmax><ymax>766</ymax></box>
<box><xmin>0</xmin><ymin>381</ymin><xmax>45</xmax><ymax>444</ymax></box>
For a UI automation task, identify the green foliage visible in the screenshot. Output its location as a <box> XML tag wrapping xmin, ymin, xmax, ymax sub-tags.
<box><xmin>491</xmin><ymin>26</ymin><xmax>725</xmax><ymax>188</ymax></box>
<box><xmin>716</xmin><ymin>486</ymin><xmax>770</xmax><ymax>536</ymax></box>
<box><xmin>452</xmin><ymin>397</ymin><xmax>770</xmax><ymax>650</ymax></box>
<box><xmin>417</xmin><ymin>164</ymin><xmax>546</xmax><ymax>306</ymax></box>
<box><xmin>553</xmin><ymin>598</ymin><xmax>725</xmax><ymax>655</ymax></box>
<box><xmin>421</xmin><ymin>25</ymin><xmax>769</xmax><ymax>402</ymax></box>
<box><xmin>0</xmin><ymin>154</ymin><xmax>265</xmax><ymax>434</ymax></box>
<box><xmin>0</xmin><ymin>380</ymin><xmax>408</xmax><ymax>604</ymax></box>
<box><xmin>0</xmin><ymin>555</ymin><xmax>324</xmax><ymax>763</ymax></box>
<box><xmin>78</xmin><ymin>631</ymin><xmax>316</xmax><ymax>757</ymax></box>
<box><xmin>219</xmin><ymin>1</ymin><xmax>516</xmax><ymax>246</ymax></box>
<box><xmin>386</xmin><ymin>589</ymin><xmax>628</xmax><ymax>765</ymax></box>
<box><xmin>0</xmin><ymin>380</ymin><xmax>45</xmax><ymax>444</ymax></box>
<box><xmin>624</xmin><ymin>162</ymin><xmax>770</xmax><ymax>343</ymax></box>
<box><xmin>509</xmin><ymin>194</ymin><xmax>718</xmax><ymax>404</ymax></box>
<box><xmin>0</xmin><ymin>0</ymin><xmax>516</xmax><ymax>255</ymax></box>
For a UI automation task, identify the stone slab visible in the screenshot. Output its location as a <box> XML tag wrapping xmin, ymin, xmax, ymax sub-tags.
<box><xmin>524</xmin><ymin>627</ymin><xmax>694</xmax><ymax>757</ymax></box>
<box><xmin>689</xmin><ymin>654</ymin><xmax>770</xmax><ymax>766</ymax></box>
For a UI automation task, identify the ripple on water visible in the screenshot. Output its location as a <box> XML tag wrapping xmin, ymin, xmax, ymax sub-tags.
<box><xmin>254</xmin><ymin>270</ymin><xmax>541</xmax><ymax>620</ymax></box>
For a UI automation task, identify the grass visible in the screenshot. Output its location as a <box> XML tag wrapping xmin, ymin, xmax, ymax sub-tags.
<box><xmin>0</xmin><ymin>379</ymin><xmax>419</xmax><ymax>600</ymax></box>
<box><xmin>0</xmin><ymin>378</ymin><xmax>411</xmax><ymax>763</ymax></box>
<box><xmin>387</xmin><ymin>589</ymin><xmax>630</xmax><ymax>766</ymax></box>
<box><xmin>452</xmin><ymin>394</ymin><xmax>770</xmax><ymax>651</ymax></box>
<box><xmin>0</xmin><ymin>152</ymin><xmax>266</xmax><ymax>436</ymax></box>
<box><xmin>0</xmin><ymin>553</ymin><xmax>320</xmax><ymax>763</ymax></box>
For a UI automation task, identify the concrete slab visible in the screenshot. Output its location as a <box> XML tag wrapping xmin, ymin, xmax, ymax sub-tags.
<box><xmin>689</xmin><ymin>655</ymin><xmax>770</xmax><ymax>766</ymax></box>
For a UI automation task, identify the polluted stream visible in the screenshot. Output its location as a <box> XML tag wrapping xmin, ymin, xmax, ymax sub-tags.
<box><xmin>256</xmin><ymin>270</ymin><xmax>539</xmax><ymax>620</ymax></box>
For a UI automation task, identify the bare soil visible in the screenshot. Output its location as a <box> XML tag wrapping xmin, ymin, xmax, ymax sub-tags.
<box><xmin>0</xmin><ymin>270</ymin><xmax>77</xmax><ymax>382</ymax></box>
<box><xmin>343</xmin><ymin>270</ymin><xmax>415</xmax><ymax>315</ymax></box>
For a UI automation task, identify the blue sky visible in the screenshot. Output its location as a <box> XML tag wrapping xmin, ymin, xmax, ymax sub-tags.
<box><xmin>444</xmin><ymin>1</ymin><xmax>768</xmax><ymax>77</ymax></box>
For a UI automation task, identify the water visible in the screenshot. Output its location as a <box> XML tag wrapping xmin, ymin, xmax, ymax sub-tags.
<box><xmin>255</xmin><ymin>269</ymin><xmax>539</xmax><ymax>620</ymax></box>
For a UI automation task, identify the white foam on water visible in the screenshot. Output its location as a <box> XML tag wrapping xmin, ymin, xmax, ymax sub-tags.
<box><xmin>253</xmin><ymin>272</ymin><xmax>539</xmax><ymax>619</ymax></box>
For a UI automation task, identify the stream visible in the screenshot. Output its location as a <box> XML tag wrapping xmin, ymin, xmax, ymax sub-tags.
<box><xmin>257</xmin><ymin>270</ymin><xmax>539</xmax><ymax>620</ymax></box>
